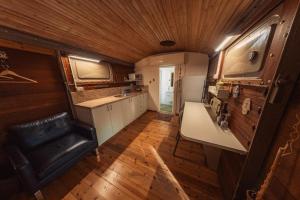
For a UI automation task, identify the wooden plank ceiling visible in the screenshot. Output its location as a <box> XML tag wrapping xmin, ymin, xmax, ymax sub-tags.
<box><xmin>0</xmin><ymin>0</ymin><xmax>278</xmax><ymax>63</ymax></box>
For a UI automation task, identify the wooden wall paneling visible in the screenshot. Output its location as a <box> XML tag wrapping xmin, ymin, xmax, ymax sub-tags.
<box><xmin>216</xmin><ymin>0</ymin><xmax>300</xmax><ymax>199</ymax></box>
<box><xmin>0</xmin><ymin>44</ymin><xmax>71</xmax><ymax>139</ymax></box>
<box><xmin>60</xmin><ymin>55</ymin><xmax>76</xmax><ymax>92</ymax></box>
<box><xmin>234</xmin><ymin>0</ymin><xmax>300</xmax><ymax>198</ymax></box>
<box><xmin>227</xmin><ymin>85</ymin><xmax>267</xmax><ymax>149</ymax></box>
<box><xmin>0</xmin><ymin>0</ymin><xmax>283</xmax><ymax>63</ymax></box>
<box><xmin>259</xmin><ymin>4</ymin><xmax>291</xmax><ymax>84</ymax></box>
<box><xmin>111</xmin><ymin>63</ymin><xmax>134</xmax><ymax>83</ymax></box>
<box><xmin>217</xmin><ymin>84</ymin><xmax>266</xmax><ymax>200</ymax></box>
<box><xmin>261</xmin><ymin>79</ymin><xmax>300</xmax><ymax>199</ymax></box>
<box><xmin>207</xmin><ymin>54</ymin><xmax>219</xmax><ymax>82</ymax></box>
<box><xmin>56</xmin><ymin>51</ymin><xmax>76</xmax><ymax>117</ymax></box>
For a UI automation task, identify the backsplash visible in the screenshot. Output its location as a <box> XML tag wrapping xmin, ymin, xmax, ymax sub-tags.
<box><xmin>71</xmin><ymin>85</ymin><xmax>148</xmax><ymax>104</ymax></box>
<box><xmin>71</xmin><ymin>86</ymin><xmax>130</xmax><ymax>104</ymax></box>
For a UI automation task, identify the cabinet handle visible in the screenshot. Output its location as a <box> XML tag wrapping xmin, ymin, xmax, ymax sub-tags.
<box><xmin>110</xmin><ymin>105</ymin><xmax>112</xmax><ymax>110</ymax></box>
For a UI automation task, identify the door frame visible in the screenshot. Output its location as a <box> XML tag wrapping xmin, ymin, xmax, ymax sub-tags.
<box><xmin>159</xmin><ymin>66</ymin><xmax>175</xmax><ymax>114</ymax></box>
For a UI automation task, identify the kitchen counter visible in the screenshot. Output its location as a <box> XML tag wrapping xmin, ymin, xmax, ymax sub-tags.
<box><xmin>74</xmin><ymin>91</ymin><xmax>147</xmax><ymax>109</ymax></box>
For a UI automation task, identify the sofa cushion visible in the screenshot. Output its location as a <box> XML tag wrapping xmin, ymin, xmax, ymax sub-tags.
<box><xmin>9</xmin><ymin>113</ymin><xmax>72</xmax><ymax>151</ymax></box>
<box><xmin>27</xmin><ymin>133</ymin><xmax>92</xmax><ymax>179</ymax></box>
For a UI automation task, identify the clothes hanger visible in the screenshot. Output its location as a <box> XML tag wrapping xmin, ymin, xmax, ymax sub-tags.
<box><xmin>0</xmin><ymin>51</ymin><xmax>38</xmax><ymax>84</ymax></box>
<box><xmin>0</xmin><ymin>74</ymin><xmax>13</xmax><ymax>79</ymax></box>
<box><xmin>0</xmin><ymin>68</ymin><xmax>38</xmax><ymax>83</ymax></box>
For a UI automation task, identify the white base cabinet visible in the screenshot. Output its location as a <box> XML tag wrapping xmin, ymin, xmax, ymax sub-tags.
<box><xmin>75</xmin><ymin>93</ymin><xmax>148</xmax><ymax>146</ymax></box>
<box><xmin>92</xmin><ymin>105</ymin><xmax>113</xmax><ymax>145</ymax></box>
<box><xmin>110</xmin><ymin>100</ymin><xmax>124</xmax><ymax>134</ymax></box>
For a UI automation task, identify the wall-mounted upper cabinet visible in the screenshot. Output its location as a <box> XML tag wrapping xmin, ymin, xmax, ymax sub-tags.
<box><xmin>69</xmin><ymin>56</ymin><xmax>113</xmax><ymax>83</ymax></box>
<box><xmin>60</xmin><ymin>55</ymin><xmax>134</xmax><ymax>91</ymax></box>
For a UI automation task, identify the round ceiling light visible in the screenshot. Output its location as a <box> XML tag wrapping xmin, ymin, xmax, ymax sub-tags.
<box><xmin>160</xmin><ymin>40</ymin><xmax>176</xmax><ymax>47</ymax></box>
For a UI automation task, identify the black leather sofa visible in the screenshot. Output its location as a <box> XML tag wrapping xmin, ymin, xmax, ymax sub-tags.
<box><xmin>6</xmin><ymin>112</ymin><xmax>98</xmax><ymax>197</ymax></box>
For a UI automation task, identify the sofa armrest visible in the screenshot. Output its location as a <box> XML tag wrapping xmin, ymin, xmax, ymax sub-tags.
<box><xmin>7</xmin><ymin>145</ymin><xmax>30</xmax><ymax>170</ymax></box>
<box><xmin>6</xmin><ymin>145</ymin><xmax>39</xmax><ymax>193</ymax></box>
<box><xmin>72</xmin><ymin>121</ymin><xmax>97</xmax><ymax>142</ymax></box>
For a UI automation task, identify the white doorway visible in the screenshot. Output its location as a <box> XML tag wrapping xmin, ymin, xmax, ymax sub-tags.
<box><xmin>159</xmin><ymin>66</ymin><xmax>175</xmax><ymax>114</ymax></box>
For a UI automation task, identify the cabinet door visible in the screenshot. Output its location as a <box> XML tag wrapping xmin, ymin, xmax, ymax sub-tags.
<box><xmin>129</xmin><ymin>97</ymin><xmax>137</xmax><ymax>121</ymax></box>
<box><xmin>138</xmin><ymin>94</ymin><xmax>147</xmax><ymax>115</ymax></box>
<box><xmin>92</xmin><ymin>105</ymin><xmax>113</xmax><ymax>146</ymax></box>
<box><xmin>133</xmin><ymin>96</ymin><xmax>141</xmax><ymax>119</ymax></box>
<box><xmin>139</xmin><ymin>95</ymin><xmax>144</xmax><ymax>115</ymax></box>
<box><xmin>110</xmin><ymin>101</ymin><xmax>124</xmax><ymax>134</ymax></box>
<box><xmin>143</xmin><ymin>93</ymin><xmax>148</xmax><ymax>112</ymax></box>
<box><xmin>121</xmin><ymin>98</ymin><xmax>131</xmax><ymax>126</ymax></box>
<box><xmin>140</xmin><ymin>93</ymin><xmax>145</xmax><ymax>113</ymax></box>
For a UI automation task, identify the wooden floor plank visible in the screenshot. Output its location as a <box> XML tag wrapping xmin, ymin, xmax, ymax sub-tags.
<box><xmin>16</xmin><ymin>111</ymin><xmax>222</xmax><ymax>200</ymax></box>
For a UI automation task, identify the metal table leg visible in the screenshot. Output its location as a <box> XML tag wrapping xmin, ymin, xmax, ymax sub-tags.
<box><xmin>173</xmin><ymin>132</ymin><xmax>181</xmax><ymax>156</ymax></box>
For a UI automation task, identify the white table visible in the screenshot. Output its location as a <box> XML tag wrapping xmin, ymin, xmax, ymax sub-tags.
<box><xmin>174</xmin><ymin>102</ymin><xmax>247</xmax><ymax>170</ymax></box>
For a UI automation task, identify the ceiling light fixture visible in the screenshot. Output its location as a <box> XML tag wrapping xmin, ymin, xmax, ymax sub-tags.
<box><xmin>215</xmin><ymin>36</ymin><xmax>234</xmax><ymax>52</ymax></box>
<box><xmin>68</xmin><ymin>55</ymin><xmax>100</xmax><ymax>63</ymax></box>
<box><xmin>160</xmin><ymin>40</ymin><xmax>176</xmax><ymax>47</ymax></box>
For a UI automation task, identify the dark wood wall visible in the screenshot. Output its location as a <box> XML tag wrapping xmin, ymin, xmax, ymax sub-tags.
<box><xmin>218</xmin><ymin>151</ymin><xmax>245</xmax><ymax>200</ymax></box>
<box><xmin>207</xmin><ymin>0</ymin><xmax>300</xmax><ymax>198</ymax></box>
<box><xmin>60</xmin><ymin>55</ymin><xmax>134</xmax><ymax>92</ymax></box>
<box><xmin>227</xmin><ymin>85</ymin><xmax>267</xmax><ymax>149</ymax></box>
<box><xmin>217</xmin><ymin>85</ymin><xmax>268</xmax><ymax>199</ymax></box>
<box><xmin>0</xmin><ymin>41</ymin><xmax>70</xmax><ymax>143</ymax></box>
<box><xmin>207</xmin><ymin>54</ymin><xmax>219</xmax><ymax>82</ymax></box>
<box><xmin>261</xmin><ymin>78</ymin><xmax>300</xmax><ymax>199</ymax></box>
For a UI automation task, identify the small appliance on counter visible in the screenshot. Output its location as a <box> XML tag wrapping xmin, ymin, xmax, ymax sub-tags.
<box><xmin>217</xmin><ymin>103</ymin><xmax>230</xmax><ymax>129</ymax></box>
<box><xmin>210</xmin><ymin>97</ymin><xmax>222</xmax><ymax>118</ymax></box>
<box><xmin>208</xmin><ymin>85</ymin><xmax>230</xmax><ymax>99</ymax></box>
<box><xmin>128</xmin><ymin>73</ymin><xmax>143</xmax><ymax>81</ymax></box>
<box><xmin>132</xmin><ymin>84</ymin><xmax>147</xmax><ymax>92</ymax></box>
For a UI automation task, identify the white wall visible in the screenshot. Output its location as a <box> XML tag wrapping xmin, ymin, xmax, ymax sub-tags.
<box><xmin>135</xmin><ymin>52</ymin><xmax>208</xmax><ymax>112</ymax></box>
<box><xmin>184</xmin><ymin>53</ymin><xmax>209</xmax><ymax>76</ymax></box>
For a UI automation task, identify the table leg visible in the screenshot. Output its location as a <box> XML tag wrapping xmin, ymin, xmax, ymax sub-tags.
<box><xmin>203</xmin><ymin>145</ymin><xmax>222</xmax><ymax>171</ymax></box>
<box><xmin>173</xmin><ymin>133</ymin><xmax>181</xmax><ymax>156</ymax></box>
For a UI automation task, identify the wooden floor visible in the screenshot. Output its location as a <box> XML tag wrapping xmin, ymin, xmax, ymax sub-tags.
<box><xmin>16</xmin><ymin>111</ymin><xmax>222</xmax><ymax>200</ymax></box>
